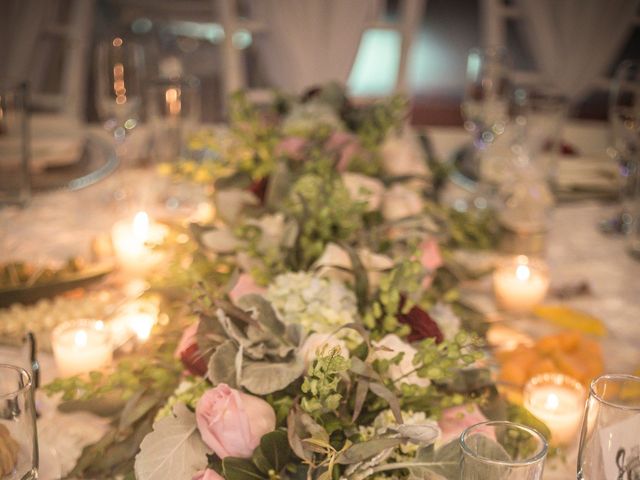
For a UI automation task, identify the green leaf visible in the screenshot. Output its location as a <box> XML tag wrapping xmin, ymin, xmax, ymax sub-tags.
<box><xmin>340</xmin><ymin>242</ymin><xmax>369</xmax><ymax>314</ymax></box>
<box><xmin>257</xmin><ymin>430</ymin><xmax>292</xmax><ymax>473</ymax></box>
<box><xmin>369</xmin><ymin>382</ymin><xmax>402</xmax><ymax>424</ymax></box>
<box><xmin>223</xmin><ymin>457</ymin><xmax>267</xmax><ymax>480</ymax></box>
<box><xmin>336</xmin><ymin>438</ymin><xmax>403</xmax><ymax>465</ymax></box>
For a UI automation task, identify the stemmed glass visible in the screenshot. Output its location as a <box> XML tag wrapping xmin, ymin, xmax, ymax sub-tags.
<box><xmin>0</xmin><ymin>364</ymin><xmax>39</xmax><ymax>479</ymax></box>
<box><xmin>94</xmin><ymin>38</ymin><xmax>145</xmax><ymax>162</ymax></box>
<box><xmin>461</xmin><ymin>47</ymin><xmax>512</xmax><ymax>209</ymax></box>
<box><xmin>460</xmin><ymin>420</ymin><xmax>548</xmax><ymax>479</ymax></box>
<box><xmin>602</xmin><ymin>60</ymin><xmax>640</xmax><ymax>235</ymax></box>
<box><xmin>577</xmin><ymin>374</ymin><xmax>640</xmax><ymax>479</ymax></box>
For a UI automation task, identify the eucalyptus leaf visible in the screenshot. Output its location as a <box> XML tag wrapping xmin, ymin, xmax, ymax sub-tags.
<box><xmin>352</xmin><ymin>379</ymin><xmax>369</xmax><ymax>422</ymax></box>
<box><xmin>393</xmin><ymin>423</ymin><xmax>440</xmax><ymax>446</ymax></box>
<box><xmin>240</xmin><ymin>358</ymin><xmax>305</xmax><ymax>395</ymax></box>
<box><xmin>201</xmin><ymin>228</ymin><xmax>244</xmax><ymax>253</ymax></box>
<box><xmin>207</xmin><ymin>340</ymin><xmax>239</xmax><ymax>387</ymax></box>
<box><xmin>134</xmin><ymin>404</ymin><xmax>209</xmax><ymax>480</ymax></box>
<box><xmin>336</xmin><ymin>438</ymin><xmax>402</xmax><ymax>465</ymax></box>
<box><xmin>410</xmin><ymin>440</ymin><xmax>461</xmax><ymax>480</ymax></box>
<box><xmin>369</xmin><ymin>382</ymin><xmax>403</xmax><ymax>424</ymax></box>
<box><xmin>340</xmin><ymin>242</ymin><xmax>369</xmax><ymax>314</ymax></box>
<box><xmin>287</xmin><ymin>407</ymin><xmax>328</xmax><ymax>461</ymax></box>
<box><xmin>118</xmin><ymin>392</ymin><xmax>161</xmax><ymax>430</ymax></box>
<box><xmin>214</xmin><ymin>188</ymin><xmax>259</xmax><ymax>224</ymax></box>
<box><xmin>57</xmin><ymin>394</ymin><xmax>125</xmax><ymax>417</ymax></box>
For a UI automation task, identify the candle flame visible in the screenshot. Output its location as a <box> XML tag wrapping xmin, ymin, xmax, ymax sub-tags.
<box><xmin>130</xmin><ymin>314</ymin><xmax>155</xmax><ymax>342</ymax></box>
<box><xmin>133</xmin><ymin>211</ymin><xmax>150</xmax><ymax>242</ymax></box>
<box><xmin>544</xmin><ymin>392</ymin><xmax>560</xmax><ymax>411</ymax></box>
<box><xmin>74</xmin><ymin>330</ymin><xmax>88</xmax><ymax>347</ymax></box>
<box><xmin>515</xmin><ymin>264</ymin><xmax>531</xmax><ymax>282</ymax></box>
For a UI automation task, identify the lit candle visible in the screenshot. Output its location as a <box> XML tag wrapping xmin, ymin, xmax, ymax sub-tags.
<box><xmin>110</xmin><ymin>300</ymin><xmax>159</xmax><ymax>344</ymax></box>
<box><xmin>493</xmin><ymin>255</ymin><xmax>549</xmax><ymax>313</ymax></box>
<box><xmin>524</xmin><ymin>373</ymin><xmax>586</xmax><ymax>446</ymax></box>
<box><xmin>111</xmin><ymin>211</ymin><xmax>167</xmax><ymax>275</ymax></box>
<box><xmin>51</xmin><ymin>320</ymin><xmax>113</xmax><ymax>377</ymax></box>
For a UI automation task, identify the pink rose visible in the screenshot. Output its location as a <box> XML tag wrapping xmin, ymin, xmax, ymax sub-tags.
<box><xmin>325</xmin><ymin>131</ymin><xmax>362</xmax><ymax>171</ymax></box>
<box><xmin>419</xmin><ymin>239</ymin><xmax>443</xmax><ymax>289</ymax></box>
<box><xmin>229</xmin><ymin>273</ymin><xmax>266</xmax><ymax>303</ymax></box>
<box><xmin>276</xmin><ymin>137</ymin><xmax>307</xmax><ymax>160</ymax></box>
<box><xmin>196</xmin><ymin>383</ymin><xmax>276</xmax><ymax>458</ymax></box>
<box><xmin>438</xmin><ymin>403</ymin><xmax>494</xmax><ymax>445</ymax></box>
<box><xmin>175</xmin><ymin>322</ymin><xmax>208</xmax><ymax>376</ymax></box>
<box><xmin>192</xmin><ymin>469</ymin><xmax>224</xmax><ymax>480</ymax></box>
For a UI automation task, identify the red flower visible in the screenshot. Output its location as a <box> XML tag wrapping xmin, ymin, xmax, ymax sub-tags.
<box><xmin>175</xmin><ymin>323</ymin><xmax>208</xmax><ymax>376</ymax></box>
<box><xmin>397</xmin><ymin>304</ymin><xmax>444</xmax><ymax>344</ymax></box>
<box><xmin>248</xmin><ymin>177</ymin><xmax>269</xmax><ymax>204</ymax></box>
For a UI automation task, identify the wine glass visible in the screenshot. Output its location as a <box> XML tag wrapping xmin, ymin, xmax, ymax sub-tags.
<box><xmin>460</xmin><ymin>420</ymin><xmax>548</xmax><ymax>479</ymax></box>
<box><xmin>577</xmin><ymin>374</ymin><xmax>640</xmax><ymax>479</ymax></box>
<box><xmin>0</xmin><ymin>364</ymin><xmax>39</xmax><ymax>479</ymax></box>
<box><xmin>94</xmin><ymin>38</ymin><xmax>145</xmax><ymax>147</ymax></box>
<box><xmin>602</xmin><ymin>60</ymin><xmax>640</xmax><ymax>234</ymax></box>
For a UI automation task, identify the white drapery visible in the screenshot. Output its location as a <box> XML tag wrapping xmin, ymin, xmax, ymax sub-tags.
<box><xmin>517</xmin><ymin>0</ymin><xmax>640</xmax><ymax>102</ymax></box>
<box><xmin>253</xmin><ymin>0</ymin><xmax>377</xmax><ymax>93</ymax></box>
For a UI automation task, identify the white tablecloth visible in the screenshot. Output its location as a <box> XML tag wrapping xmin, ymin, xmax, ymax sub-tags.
<box><xmin>0</xmin><ymin>121</ymin><xmax>638</xmax><ymax>479</ymax></box>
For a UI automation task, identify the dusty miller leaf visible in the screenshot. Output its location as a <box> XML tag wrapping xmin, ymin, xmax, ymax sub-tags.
<box><xmin>237</xmin><ymin>294</ymin><xmax>286</xmax><ymax>338</ymax></box>
<box><xmin>207</xmin><ymin>340</ymin><xmax>239</xmax><ymax>387</ymax></box>
<box><xmin>134</xmin><ymin>404</ymin><xmax>209</xmax><ymax>480</ymax></box>
<box><xmin>240</xmin><ymin>358</ymin><xmax>305</xmax><ymax>395</ymax></box>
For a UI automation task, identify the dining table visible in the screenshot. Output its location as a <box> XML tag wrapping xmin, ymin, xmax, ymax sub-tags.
<box><xmin>0</xmin><ymin>120</ymin><xmax>638</xmax><ymax>480</ymax></box>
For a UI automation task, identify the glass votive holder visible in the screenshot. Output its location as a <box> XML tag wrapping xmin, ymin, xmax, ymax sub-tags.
<box><xmin>51</xmin><ymin>319</ymin><xmax>113</xmax><ymax>377</ymax></box>
<box><xmin>460</xmin><ymin>420</ymin><xmax>548</xmax><ymax>479</ymax></box>
<box><xmin>524</xmin><ymin>373</ymin><xmax>585</xmax><ymax>447</ymax></box>
<box><xmin>493</xmin><ymin>255</ymin><xmax>550</xmax><ymax>313</ymax></box>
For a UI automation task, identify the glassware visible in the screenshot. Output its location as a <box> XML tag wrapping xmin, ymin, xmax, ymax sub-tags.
<box><xmin>577</xmin><ymin>374</ymin><xmax>640</xmax><ymax>480</ymax></box>
<box><xmin>462</xmin><ymin>47</ymin><xmax>512</xmax><ymax>148</ymax></box>
<box><xmin>94</xmin><ymin>38</ymin><xmax>145</xmax><ymax>144</ymax></box>
<box><xmin>460</xmin><ymin>420</ymin><xmax>548</xmax><ymax>480</ymax></box>
<box><xmin>0</xmin><ymin>81</ymin><xmax>30</xmax><ymax>206</ymax></box>
<box><xmin>461</xmin><ymin>47</ymin><xmax>512</xmax><ymax>211</ymax></box>
<box><xmin>0</xmin><ymin>364</ymin><xmax>38</xmax><ymax>479</ymax></box>
<box><xmin>146</xmin><ymin>76</ymin><xmax>201</xmax><ymax>164</ymax></box>
<box><xmin>603</xmin><ymin>60</ymin><xmax>640</xmax><ymax>235</ymax></box>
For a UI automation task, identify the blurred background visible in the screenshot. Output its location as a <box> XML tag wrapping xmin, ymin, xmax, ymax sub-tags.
<box><xmin>1</xmin><ymin>0</ymin><xmax>638</xmax><ymax>125</ymax></box>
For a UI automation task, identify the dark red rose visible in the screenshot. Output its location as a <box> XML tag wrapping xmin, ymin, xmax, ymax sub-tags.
<box><xmin>397</xmin><ymin>304</ymin><xmax>444</xmax><ymax>344</ymax></box>
<box><xmin>248</xmin><ymin>176</ymin><xmax>269</xmax><ymax>205</ymax></box>
<box><xmin>180</xmin><ymin>342</ymin><xmax>208</xmax><ymax>376</ymax></box>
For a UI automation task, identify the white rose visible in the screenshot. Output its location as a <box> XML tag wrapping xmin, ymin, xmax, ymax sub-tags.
<box><xmin>380</xmin><ymin>128</ymin><xmax>430</xmax><ymax>178</ymax></box>
<box><xmin>342</xmin><ymin>172</ymin><xmax>385</xmax><ymax>211</ymax></box>
<box><xmin>373</xmin><ymin>334</ymin><xmax>430</xmax><ymax>388</ymax></box>
<box><xmin>299</xmin><ymin>333</ymin><xmax>349</xmax><ymax>366</ymax></box>
<box><xmin>313</xmin><ymin>243</ymin><xmax>394</xmax><ymax>291</ymax></box>
<box><xmin>382</xmin><ymin>184</ymin><xmax>424</xmax><ymax>221</ymax></box>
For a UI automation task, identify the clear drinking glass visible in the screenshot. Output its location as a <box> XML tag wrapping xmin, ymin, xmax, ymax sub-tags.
<box><xmin>0</xmin><ymin>82</ymin><xmax>30</xmax><ymax>206</ymax></box>
<box><xmin>0</xmin><ymin>364</ymin><xmax>38</xmax><ymax>479</ymax></box>
<box><xmin>577</xmin><ymin>374</ymin><xmax>640</xmax><ymax>480</ymax></box>
<box><xmin>460</xmin><ymin>420</ymin><xmax>548</xmax><ymax>479</ymax></box>
<box><xmin>606</xmin><ymin>61</ymin><xmax>640</xmax><ymax>234</ymax></box>
<box><xmin>146</xmin><ymin>76</ymin><xmax>201</xmax><ymax>164</ymax></box>
<box><xmin>95</xmin><ymin>38</ymin><xmax>145</xmax><ymax>143</ymax></box>
<box><xmin>462</xmin><ymin>47</ymin><xmax>512</xmax><ymax>149</ymax></box>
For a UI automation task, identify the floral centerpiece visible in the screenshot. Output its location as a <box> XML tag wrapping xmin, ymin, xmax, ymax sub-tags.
<box><xmin>45</xmin><ymin>84</ymin><xmax>545</xmax><ymax>480</ymax></box>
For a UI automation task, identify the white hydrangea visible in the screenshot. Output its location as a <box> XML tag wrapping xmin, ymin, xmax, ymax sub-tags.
<box><xmin>266</xmin><ymin>272</ymin><xmax>358</xmax><ymax>335</ymax></box>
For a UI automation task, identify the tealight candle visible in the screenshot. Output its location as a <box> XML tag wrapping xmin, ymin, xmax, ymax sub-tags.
<box><xmin>493</xmin><ymin>255</ymin><xmax>550</xmax><ymax>313</ymax></box>
<box><xmin>110</xmin><ymin>300</ymin><xmax>159</xmax><ymax>344</ymax></box>
<box><xmin>524</xmin><ymin>373</ymin><xmax>586</xmax><ymax>446</ymax></box>
<box><xmin>51</xmin><ymin>319</ymin><xmax>113</xmax><ymax>377</ymax></box>
<box><xmin>111</xmin><ymin>211</ymin><xmax>167</xmax><ymax>275</ymax></box>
